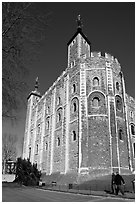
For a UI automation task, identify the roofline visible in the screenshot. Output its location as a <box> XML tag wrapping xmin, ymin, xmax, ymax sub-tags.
<box><xmin>27</xmin><ymin>92</ymin><xmax>42</xmax><ymax>100</ymax></box>
<box><xmin>67</xmin><ymin>28</ymin><xmax>91</xmax><ymax>46</ymax></box>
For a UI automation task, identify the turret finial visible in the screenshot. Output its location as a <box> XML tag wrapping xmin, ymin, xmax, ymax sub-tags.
<box><xmin>76</xmin><ymin>14</ymin><xmax>83</xmax><ymax>30</ymax></box>
<box><xmin>35</xmin><ymin>77</ymin><xmax>39</xmax><ymax>91</ymax></box>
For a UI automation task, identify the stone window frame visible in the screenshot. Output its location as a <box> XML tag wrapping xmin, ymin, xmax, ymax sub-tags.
<box><xmin>56</xmin><ymin>107</ymin><xmax>62</xmax><ymax>123</ymax></box>
<box><xmin>72</xmin><ymin>83</ymin><xmax>76</xmax><ymax>94</ymax></box>
<box><xmin>130</xmin><ymin>123</ymin><xmax>135</xmax><ymax>135</ymax></box>
<box><xmin>70</xmin><ymin>60</ymin><xmax>75</xmax><ymax>68</ymax></box>
<box><xmin>118</xmin><ymin>129</ymin><xmax>123</xmax><ymax>141</ymax></box>
<box><xmin>57</xmin><ymin>112</ymin><xmax>61</xmax><ymax>122</ymax></box>
<box><xmin>88</xmin><ymin>90</ymin><xmax>106</xmax><ymax>114</ymax></box>
<box><xmin>37</xmin><ymin>124</ymin><xmax>41</xmax><ymax>135</ymax></box>
<box><xmin>58</xmin><ymin>112</ymin><xmax>61</xmax><ymax>121</ymax></box>
<box><xmin>71</xmin><ymin>97</ymin><xmax>79</xmax><ymax>114</ymax></box>
<box><xmin>92</xmin><ymin>97</ymin><xmax>100</xmax><ymax>108</ymax></box>
<box><xmin>72</xmin><ymin>130</ymin><xmax>77</xmax><ymax>141</ymax></box>
<box><xmin>116</xmin><ymin>82</ymin><xmax>120</xmax><ymax>91</ymax></box>
<box><xmin>45</xmin><ymin>142</ymin><xmax>48</xmax><ymax>151</ymax></box>
<box><xmin>73</xmin><ymin>101</ymin><xmax>77</xmax><ymax>112</ymax></box>
<box><xmin>36</xmin><ymin>144</ymin><xmax>39</xmax><ymax>154</ymax></box>
<box><xmin>57</xmin><ymin>96</ymin><xmax>61</xmax><ymax>105</ymax></box>
<box><xmin>93</xmin><ymin>77</ymin><xmax>99</xmax><ymax>87</ymax></box>
<box><xmin>130</xmin><ymin>111</ymin><xmax>134</xmax><ymax>118</ymax></box>
<box><xmin>133</xmin><ymin>143</ymin><xmax>135</xmax><ymax>158</ymax></box>
<box><xmin>46</xmin><ymin>106</ymin><xmax>50</xmax><ymax>115</ymax></box>
<box><xmin>57</xmin><ymin>137</ymin><xmax>60</xmax><ymax>147</ymax></box>
<box><xmin>29</xmin><ymin>147</ymin><xmax>31</xmax><ymax>160</ymax></box>
<box><xmin>46</xmin><ymin>117</ymin><xmax>50</xmax><ymax>130</ymax></box>
<box><xmin>115</xmin><ymin>95</ymin><xmax>123</xmax><ymax>111</ymax></box>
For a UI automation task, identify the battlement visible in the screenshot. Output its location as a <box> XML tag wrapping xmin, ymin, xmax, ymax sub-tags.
<box><xmin>90</xmin><ymin>51</ymin><xmax>120</xmax><ymax>64</ymax></box>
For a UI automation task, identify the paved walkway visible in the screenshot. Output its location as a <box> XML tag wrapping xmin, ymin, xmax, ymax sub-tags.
<box><xmin>2</xmin><ymin>185</ymin><xmax>135</xmax><ymax>202</ymax></box>
<box><xmin>37</xmin><ymin>185</ymin><xmax>135</xmax><ymax>200</ymax></box>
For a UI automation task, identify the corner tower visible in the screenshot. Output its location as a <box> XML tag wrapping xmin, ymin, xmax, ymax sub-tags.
<box><xmin>23</xmin><ymin>77</ymin><xmax>41</xmax><ymax>160</ymax></box>
<box><xmin>67</xmin><ymin>15</ymin><xmax>91</xmax><ymax>68</ymax></box>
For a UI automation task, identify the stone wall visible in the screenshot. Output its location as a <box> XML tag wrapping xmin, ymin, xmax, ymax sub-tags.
<box><xmin>88</xmin><ymin>116</ymin><xmax>110</xmax><ymax>169</ymax></box>
<box><xmin>23</xmin><ymin>28</ymin><xmax>135</xmax><ymax>181</ymax></box>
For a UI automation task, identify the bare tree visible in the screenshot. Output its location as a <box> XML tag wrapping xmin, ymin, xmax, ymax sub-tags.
<box><xmin>2</xmin><ymin>2</ymin><xmax>51</xmax><ymax>120</ymax></box>
<box><xmin>2</xmin><ymin>133</ymin><xmax>17</xmax><ymax>174</ymax></box>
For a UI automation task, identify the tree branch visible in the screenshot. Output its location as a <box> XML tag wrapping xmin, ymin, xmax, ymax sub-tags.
<box><xmin>2</xmin><ymin>2</ymin><xmax>31</xmax><ymax>37</ymax></box>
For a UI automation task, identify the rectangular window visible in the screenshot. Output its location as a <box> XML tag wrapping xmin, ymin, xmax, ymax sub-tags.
<box><xmin>133</xmin><ymin>143</ymin><xmax>135</xmax><ymax>158</ymax></box>
<box><xmin>38</xmin><ymin>124</ymin><xmax>41</xmax><ymax>134</ymax></box>
<box><xmin>29</xmin><ymin>147</ymin><xmax>31</xmax><ymax>160</ymax></box>
<box><xmin>36</xmin><ymin>144</ymin><xmax>38</xmax><ymax>154</ymax></box>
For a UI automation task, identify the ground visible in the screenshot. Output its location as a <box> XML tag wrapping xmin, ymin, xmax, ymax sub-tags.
<box><xmin>2</xmin><ymin>184</ymin><xmax>134</xmax><ymax>202</ymax></box>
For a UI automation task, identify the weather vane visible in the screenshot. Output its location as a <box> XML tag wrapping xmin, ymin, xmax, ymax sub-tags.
<box><xmin>76</xmin><ymin>14</ymin><xmax>83</xmax><ymax>30</ymax></box>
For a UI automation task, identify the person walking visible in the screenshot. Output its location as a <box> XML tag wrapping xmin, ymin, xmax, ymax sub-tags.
<box><xmin>114</xmin><ymin>171</ymin><xmax>125</xmax><ymax>195</ymax></box>
<box><xmin>111</xmin><ymin>173</ymin><xmax>116</xmax><ymax>194</ymax></box>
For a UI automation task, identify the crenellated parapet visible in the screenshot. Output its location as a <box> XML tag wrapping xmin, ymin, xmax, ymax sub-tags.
<box><xmin>86</xmin><ymin>51</ymin><xmax>121</xmax><ymax>74</ymax></box>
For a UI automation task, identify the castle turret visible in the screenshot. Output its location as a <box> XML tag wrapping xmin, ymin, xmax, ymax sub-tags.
<box><xmin>67</xmin><ymin>15</ymin><xmax>91</xmax><ymax>68</ymax></box>
<box><xmin>23</xmin><ymin>77</ymin><xmax>41</xmax><ymax>160</ymax></box>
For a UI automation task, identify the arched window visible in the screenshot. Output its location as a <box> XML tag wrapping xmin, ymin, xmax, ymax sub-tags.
<box><xmin>130</xmin><ymin>111</ymin><xmax>133</xmax><ymax>118</ymax></box>
<box><xmin>57</xmin><ymin>137</ymin><xmax>60</xmax><ymax>146</ymax></box>
<box><xmin>29</xmin><ymin>147</ymin><xmax>31</xmax><ymax>160</ymax></box>
<box><xmin>93</xmin><ymin>77</ymin><xmax>99</xmax><ymax>86</ymax></box>
<box><xmin>133</xmin><ymin>143</ymin><xmax>135</xmax><ymax>158</ymax></box>
<box><xmin>72</xmin><ymin>131</ymin><xmax>76</xmax><ymax>141</ymax></box>
<box><xmin>45</xmin><ymin>142</ymin><xmax>48</xmax><ymax>151</ymax></box>
<box><xmin>37</xmin><ymin>124</ymin><xmax>41</xmax><ymax>134</ymax></box>
<box><xmin>36</xmin><ymin>144</ymin><xmax>38</xmax><ymax>154</ymax></box>
<box><xmin>71</xmin><ymin>98</ymin><xmax>78</xmax><ymax>113</ymax></box>
<box><xmin>116</xmin><ymin>96</ymin><xmax>122</xmax><ymax>110</ymax></box>
<box><xmin>131</xmin><ymin>124</ymin><xmax>135</xmax><ymax>135</ymax></box>
<box><xmin>73</xmin><ymin>102</ymin><xmax>77</xmax><ymax>112</ymax></box>
<box><xmin>57</xmin><ymin>97</ymin><xmax>61</xmax><ymax>105</ymax></box>
<box><xmin>46</xmin><ymin>106</ymin><xmax>50</xmax><ymax>115</ymax></box>
<box><xmin>58</xmin><ymin>112</ymin><xmax>61</xmax><ymax>122</ymax></box>
<box><xmin>46</xmin><ymin>119</ymin><xmax>49</xmax><ymax>130</ymax></box>
<box><xmin>119</xmin><ymin>129</ymin><xmax>123</xmax><ymax>140</ymax></box>
<box><xmin>57</xmin><ymin>108</ymin><xmax>62</xmax><ymax>123</ymax></box>
<box><xmin>116</xmin><ymin>82</ymin><xmax>120</xmax><ymax>91</ymax></box>
<box><xmin>92</xmin><ymin>97</ymin><xmax>100</xmax><ymax>107</ymax></box>
<box><xmin>72</xmin><ymin>84</ymin><xmax>76</xmax><ymax>93</ymax></box>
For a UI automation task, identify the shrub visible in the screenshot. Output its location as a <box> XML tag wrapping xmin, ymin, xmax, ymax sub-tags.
<box><xmin>14</xmin><ymin>157</ymin><xmax>41</xmax><ymax>186</ymax></box>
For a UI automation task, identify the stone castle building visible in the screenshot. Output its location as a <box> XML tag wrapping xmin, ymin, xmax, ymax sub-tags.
<box><xmin>23</xmin><ymin>16</ymin><xmax>135</xmax><ymax>180</ymax></box>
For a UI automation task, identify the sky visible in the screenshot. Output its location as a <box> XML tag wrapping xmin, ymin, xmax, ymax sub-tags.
<box><xmin>3</xmin><ymin>2</ymin><xmax>135</xmax><ymax>157</ymax></box>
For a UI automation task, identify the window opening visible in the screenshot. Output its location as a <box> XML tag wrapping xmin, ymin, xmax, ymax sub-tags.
<box><xmin>119</xmin><ymin>129</ymin><xmax>123</xmax><ymax>140</ymax></box>
<box><xmin>72</xmin><ymin>84</ymin><xmax>76</xmax><ymax>93</ymax></box>
<box><xmin>57</xmin><ymin>97</ymin><xmax>61</xmax><ymax>105</ymax></box>
<box><xmin>72</xmin><ymin>131</ymin><xmax>76</xmax><ymax>141</ymax></box>
<box><xmin>131</xmin><ymin>124</ymin><xmax>135</xmax><ymax>135</ymax></box>
<box><xmin>57</xmin><ymin>137</ymin><xmax>60</xmax><ymax>146</ymax></box>
<box><xmin>133</xmin><ymin>143</ymin><xmax>135</xmax><ymax>158</ymax></box>
<box><xmin>93</xmin><ymin>97</ymin><xmax>100</xmax><ymax>107</ymax></box>
<box><xmin>29</xmin><ymin>147</ymin><xmax>31</xmax><ymax>160</ymax></box>
<box><xmin>45</xmin><ymin>142</ymin><xmax>48</xmax><ymax>151</ymax></box>
<box><xmin>93</xmin><ymin>77</ymin><xmax>99</xmax><ymax>86</ymax></box>
<box><xmin>73</xmin><ymin>102</ymin><xmax>77</xmax><ymax>112</ymax></box>
<box><xmin>36</xmin><ymin>144</ymin><xmax>38</xmax><ymax>154</ymax></box>
<box><xmin>116</xmin><ymin>82</ymin><xmax>120</xmax><ymax>91</ymax></box>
